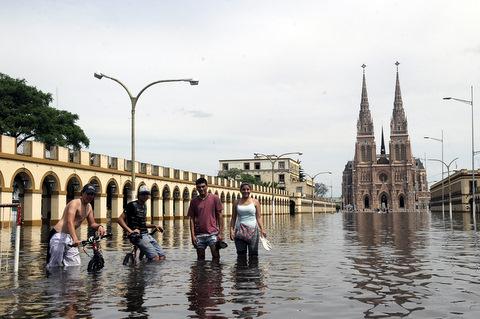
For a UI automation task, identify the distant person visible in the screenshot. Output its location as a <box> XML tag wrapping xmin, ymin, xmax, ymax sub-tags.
<box><xmin>229</xmin><ymin>182</ymin><xmax>267</xmax><ymax>258</ymax></box>
<box><xmin>46</xmin><ymin>184</ymin><xmax>106</xmax><ymax>268</ymax></box>
<box><xmin>118</xmin><ymin>185</ymin><xmax>165</xmax><ymax>261</ymax></box>
<box><xmin>188</xmin><ymin>178</ymin><xmax>224</xmax><ymax>261</ymax></box>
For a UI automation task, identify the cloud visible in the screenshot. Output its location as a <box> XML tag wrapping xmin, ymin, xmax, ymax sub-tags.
<box><xmin>179</xmin><ymin>108</ymin><xmax>213</xmax><ymax>118</ymax></box>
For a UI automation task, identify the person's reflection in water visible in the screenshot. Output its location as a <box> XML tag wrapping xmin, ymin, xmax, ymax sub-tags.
<box><xmin>187</xmin><ymin>260</ymin><xmax>226</xmax><ymax>318</ymax></box>
<box><xmin>119</xmin><ymin>267</ymin><xmax>148</xmax><ymax>317</ymax></box>
<box><xmin>43</xmin><ymin>267</ymin><xmax>98</xmax><ymax>318</ymax></box>
<box><xmin>230</xmin><ymin>256</ymin><xmax>267</xmax><ymax>318</ymax></box>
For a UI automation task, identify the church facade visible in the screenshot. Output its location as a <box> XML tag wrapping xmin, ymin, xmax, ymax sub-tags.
<box><xmin>342</xmin><ymin>63</ymin><xmax>430</xmax><ymax>212</ymax></box>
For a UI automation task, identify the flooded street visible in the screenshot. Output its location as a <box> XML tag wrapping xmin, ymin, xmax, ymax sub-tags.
<box><xmin>1</xmin><ymin>212</ymin><xmax>480</xmax><ymax>318</ymax></box>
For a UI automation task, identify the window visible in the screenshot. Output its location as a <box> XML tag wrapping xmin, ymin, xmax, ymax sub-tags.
<box><xmin>278</xmin><ymin>174</ymin><xmax>285</xmax><ymax>183</ymax></box>
<box><xmin>254</xmin><ymin>175</ymin><xmax>261</xmax><ymax>181</ymax></box>
<box><xmin>296</xmin><ymin>187</ymin><xmax>303</xmax><ymax>193</ymax></box>
<box><xmin>243</xmin><ymin>162</ymin><xmax>250</xmax><ymax>170</ymax></box>
<box><xmin>379</xmin><ymin>173</ymin><xmax>388</xmax><ymax>183</ymax></box>
<box><xmin>278</xmin><ymin>161</ymin><xmax>285</xmax><ymax>169</ymax></box>
<box><xmin>254</xmin><ymin>162</ymin><xmax>261</xmax><ymax>170</ymax></box>
<box><xmin>222</xmin><ymin>163</ymin><xmax>229</xmax><ymax>170</ymax></box>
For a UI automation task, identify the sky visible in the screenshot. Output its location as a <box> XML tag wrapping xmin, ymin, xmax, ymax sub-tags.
<box><xmin>1</xmin><ymin>0</ymin><xmax>480</xmax><ymax>196</ymax></box>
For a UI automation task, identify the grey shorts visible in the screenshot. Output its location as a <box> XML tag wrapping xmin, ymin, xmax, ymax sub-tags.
<box><xmin>195</xmin><ymin>234</ymin><xmax>217</xmax><ymax>250</ymax></box>
<box><xmin>137</xmin><ymin>233</ymin><xmax>165</xmax><ymax>259</ymax></box>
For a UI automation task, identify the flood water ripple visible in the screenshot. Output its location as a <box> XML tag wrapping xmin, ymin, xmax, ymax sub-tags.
<box><xmin>1</xmin><ymin>212</ymin><xmax>480</xmax><ymax>318</ymax></box>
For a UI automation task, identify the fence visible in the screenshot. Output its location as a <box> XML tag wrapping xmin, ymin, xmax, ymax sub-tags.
<box><xmin>0</xmin><ymin>204</ymin><xmax>22</xmax><ymax>273</ymax></box>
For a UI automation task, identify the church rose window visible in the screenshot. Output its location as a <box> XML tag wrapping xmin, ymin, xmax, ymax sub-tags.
<box><xmin>379</xmin><ymin>173</ymin><xmax>388</xmax><ymax>183</ymax></box>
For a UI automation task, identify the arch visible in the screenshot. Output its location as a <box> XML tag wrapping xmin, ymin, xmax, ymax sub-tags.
<box><xmin>0</xmin><ymin>170</ymin><xmax>5</xmax><ymax>189</ymax></box>
<box><xmin>122</xmin><ymin>181</ymin><xmax>132</xmax><ymax>210</ymax></box>
<box><xmin>10</xmin><ymin>168</ymin><xmax>35</xmax><ymax>190</ymax></box>
<box><xmin>363</xmin><ymin>195</ymin><xmax>370</xmax><ymax>209</ymax></box>
<box><xmin>399</xmin><ymin>194</ymin><xmax>405</xmax><ymax>208</ymax></box>
<box><xmin>220</xmin><ymin>191</ymin><xmax>225</xmax><ymax>203</ymax></box>
<box><xmin>88</xmin><ymin>177</ymin><xmax>102</xmax><ymax>194</ymax></box>
<box><xmin>173</xmin><ymin>186</ymin><xmax>181</xmax><ymax>217</ymax></box>
<box><xmin>182</xmin><ymin>187</ymin><xmax>190</xmax><ymax>200</ymax></box>
<box><xmin>66</xmin><ymin>175</ymin><xmax>82</xmax><ymax>203</ymax></box>
<box><xmin>379</xmin><ymin>193</ymin><xmax>389</xmax><ymax>211</ymax></box>
<box><xmin>150</xmin><ymin>184</ymin><xmax>160</xmax><ymax>222</ymax></box>
<box><xmin>192</xmin><ymin>188</ymin><xmax>199</xmax><ymax>199</ymax></box>
<box><xmin>39</xmin><ymin>171</ymin><xmax>61</xmax><ymax>192</ymax></box>
<box><xmin>378</xmin><ymin>172</ymin><xmax>388</xmax><ymax>183</ymax></box>
<box><xmin>40</xmin><ymin>172</ymin><xmax>61</xmax><ymax>224</ymax></box>
<box><xmin>162</xmin><ymin>185</ymin><xmax>171</xmax><ymax>217</ymax></box>
<box><xmin>162</xmin><ymin>185</ymin><xmax>171</xmax><ymax>199</ymax></box>
<box><xmin>226</xmin><ymin>192</ymin><xmax>231</xmax><ymax>203</ymax></box>
<box><xmin>106</xmin><ymin>179</ymin><xmax>119</xmax><ymax>220</ymax></box>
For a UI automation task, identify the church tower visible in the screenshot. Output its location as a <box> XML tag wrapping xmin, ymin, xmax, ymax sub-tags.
<box><xmin>389</xmin><ymin>62</ymin><xmax>414</xmax><ymax>209</ymax></box>
<box><xmin>353</xmin><ymin>64</ymin><xmax>376</xmax><ymax>209</ymax></box>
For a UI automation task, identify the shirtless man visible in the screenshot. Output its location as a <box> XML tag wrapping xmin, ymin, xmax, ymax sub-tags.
<box><xmin>46</xmin><ymin>184</ymin><xmax>106</xmax><ymax>268</ymax></box>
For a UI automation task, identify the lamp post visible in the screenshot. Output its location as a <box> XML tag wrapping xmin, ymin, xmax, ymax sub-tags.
<box><xmin>305</xmin><ymin>171</ymin><xmax>332</xmax><ymax>216</ymax></box>
<box><xmin>253</xmin><ymin>152</ymin><xmax>302</xmax><ymax>219</ymax></box>
<box><xmin>94</xmin><ymin>73</ymin><xmax>198</xmax><ymax>200</ymax></box>
<box><xmin>424</xmin><ymin>131</ymin><xmax>445</xmax><ymax>220</ymax></box>
<box><xmin>428</xmin><ymin>157</ymin><xmax>458</xmax><ymax>226</ymax></box>
<box><xmin>444</xmin><ymin>86</ymin><xmax>476</xmax><ymax>231</ymax></box>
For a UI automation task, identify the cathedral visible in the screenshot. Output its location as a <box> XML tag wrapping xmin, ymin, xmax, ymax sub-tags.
<box><xmin>342</xmin><ymin>63</ymin><xmax>430</xmax><ymax>212</ymax></box>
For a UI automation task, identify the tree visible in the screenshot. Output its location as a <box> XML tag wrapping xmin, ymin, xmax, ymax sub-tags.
<box><xmin>298</xmin><ymin>165</ymin><xmax>306</xmax><ymax>182</ymax></box>
<box><xmin>0</xmin><ymin>73</ymin><xmax>89</xmax><ymax>149</ymax></box>
<box><xmin>315</xmin><ymin>182</ymin><xmax>329</xmax><ymax>198</ymax></box>
<box><xmin>218</xmin><ymin>168</ymin><xmax>243</xmax><ymax>180</ymax></box>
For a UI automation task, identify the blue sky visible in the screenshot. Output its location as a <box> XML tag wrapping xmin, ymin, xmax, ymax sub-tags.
<box><xmin>1</xmin><ymin>0</ymin><xmax>480</xmax><ymax>195</ymax></box>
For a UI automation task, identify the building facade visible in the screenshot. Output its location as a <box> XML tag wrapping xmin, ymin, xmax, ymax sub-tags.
<box><xmin>218</xmin><ymin>156</ymin><xmax>313</xmax><ymax>197</ymax></box>
<box><xmin>342</xmin><ymin>64</ymin><xmax>430</xmax><ymax>212</ymax></box>
<box><xmin>430</xmin><ymin>169</ymin><xmax>480</xmax><ymax>214</ymax></box>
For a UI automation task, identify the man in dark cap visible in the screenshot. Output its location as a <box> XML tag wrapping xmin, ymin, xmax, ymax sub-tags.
<box><xmin>118</xmin><ymin>185</ymin><xmax>165</xmax><ymax>261</ymax></box>
<box><xmin>46</xmin><ymin>183</ymin><xmax>106</xmax><ymax>268</ymax></box>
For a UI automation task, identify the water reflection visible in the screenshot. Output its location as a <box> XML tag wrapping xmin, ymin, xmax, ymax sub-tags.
<box><xmin>187</xmin><ymin>261</ymin><xmax>225</xmax><ymax>318</ymax></box>
<box><xmin>1</xmin><ymin>213</ymin><xmax>480</xmax><ymax>318</ymax></box>
<box><xmin>230</xmin><ymin>256</ymin><xmax>267</xmax><ymax>318</ymax></box>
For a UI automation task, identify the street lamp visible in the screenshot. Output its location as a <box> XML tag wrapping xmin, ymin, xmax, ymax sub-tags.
<box><xmin>444</xmin><ymin>86</ymin><xmax>476</xmax><ymax>231</ymax></box>
<box><xmin>428</xmin><ymin>157</ymin><xmax>458</xmax><ymax>227</ymax></box>
<box><xmin>253</xmin><ymin>152</ymin><xmax>302</xmax><ymax>219</ymax></box>
<box><xmin>94</xmin><ymin>72</ymin><xmax>198</xmax><ymax>200</ymax></box>
<box><xmin>424</xmin><ymin>131</ymin><xmax>445</xmax><ymax>220</ymax></box>
<box><xmin>305</xmin><ymin>171</ymin><xmax>332</xmax><ymax>216</ymax></box>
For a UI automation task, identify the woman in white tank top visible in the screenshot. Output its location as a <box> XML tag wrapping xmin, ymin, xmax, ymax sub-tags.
<box><xmin>229</xmin><ymin>182</ymin><xmax>267</xmax><ymax>257</ymax></box>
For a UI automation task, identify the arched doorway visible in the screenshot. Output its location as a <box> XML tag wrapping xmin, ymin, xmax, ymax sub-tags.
<box><xmin>380</xmin><ymin>193</ymin><xmax>388</xmax><ymax>211</ymax></box>
<box><xmin>12</xmin><ymin>173</ymin><xmax>31</xmax><ymax>222</ymax></box>
<box><xmin>162</xmin><ymin>186</ymin><xmax>171</xmax><ymax>217</ymax></box>
<box><xmin>182</xmin><ymin>187</ymin><xmax>190</xmax><ymax>217</ymax></box>
<box><xmin>151</xmin><ymin>185</ymin><xmax>160</xmax><ymax>222</ymax></box>
<box><xmin>364</xmin><ymin>195</ymin><xmax>370</xmax><ymax>209</ymax></box>
<box><xmin>66</xmin><ymin>176</ymin><xmax>81</xmax><ymax>204</ymax></box>
<box><xmin>106</xmin><ymin>180</ymin><xmax>118</xmax><ymax>221</ymax></box>
<box><xmin>41</xmin><ymin>174</ymin><xmax>58</xmax><ymax>225</ymax></box>
<box><xmin>399</xmin><ymin>195</ymin><xmax>405</xmax><ymax>209</ymax></box>
<box><xmin>123</xmin><ymin>182</ymin><xmax>132</xmax><ymax>210</ymax></box>
<box><xmin>173</xmin><ymin>187</ymin><xmax>181</xmax><ymax>217</ymax></box>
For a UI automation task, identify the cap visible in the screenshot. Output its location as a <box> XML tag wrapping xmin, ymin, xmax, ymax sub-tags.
<box><xmin>82</xmin><ymin>184</ymin><xmax>96</xmax><ymax>194</ymax></box>
<box><xmin>138</xmin><ymin>185</ymin><xmax>151</xmax><ymax>195</ymax></box>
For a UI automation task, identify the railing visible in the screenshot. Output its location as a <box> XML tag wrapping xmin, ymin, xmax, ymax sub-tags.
<box><xmin>140</xmin><ymin>163</ymin><xmax>147</xmax><ymax>174</ymax></box>
<box><xmin>125</xmin><ymin>160</ymin><xmax>132</xmax><ymax>172</ymax></box>
<box><xmin>163</xmin><ymin>167</ymin><xmax>170</xmax><ymax>178</ymax></box>
<box><xmin>174</xmin><ymin>169</ymin><xmax>180</xmax><ymax>179</ymax></box>
<box><xmin>183</xmin><ymin>171</ymin><xmax>189</xmax><ymax>181</ymax></box>
<box><xmin>152</xmin><ymin>165</ymin><xmax>160</xmax><ymax>176</ymax></box>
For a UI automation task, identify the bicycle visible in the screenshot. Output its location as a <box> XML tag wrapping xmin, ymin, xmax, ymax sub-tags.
<box><xmin>122</xmin><ymin>227</ymin><xmax>160</xmax><ymax>266</ymax></box>
<box><xmin>70</xmin><ymin>233</ymin><xmax>112</xmax><ymax>272</ymax></box>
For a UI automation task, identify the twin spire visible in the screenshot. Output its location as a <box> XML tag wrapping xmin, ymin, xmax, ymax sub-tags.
<box><xmin>357</xmin><ymin>62</ymin><xmax>408</xmax><ymax>137</ymax></box>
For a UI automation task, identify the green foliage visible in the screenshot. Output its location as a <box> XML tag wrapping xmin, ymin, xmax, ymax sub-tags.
<box><xmin>315</xmin><ymin>182</ymin><xmax>329</xmax><ymax>197</ymax></box>
<box><xmin>0</xmin><ymin>73</ymin><xmax>89</xmax><ymax>149</ymax></box>
<box><xmin>218</xmin><ymin>169</ymin><xmax>273</xmax><ymax>187</ymax></box>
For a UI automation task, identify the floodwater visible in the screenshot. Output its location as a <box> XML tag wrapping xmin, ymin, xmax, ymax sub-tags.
<box><xmin>1</xmin><ymin>212</ymin><xmax>480</xmax><ymax>318</ymax></box>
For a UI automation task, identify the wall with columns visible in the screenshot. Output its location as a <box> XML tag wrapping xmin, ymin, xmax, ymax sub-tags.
<box><xmin>0</xmin><ymin>135</ymin><xmax>299</xmax><ymax>225</ymax></box>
